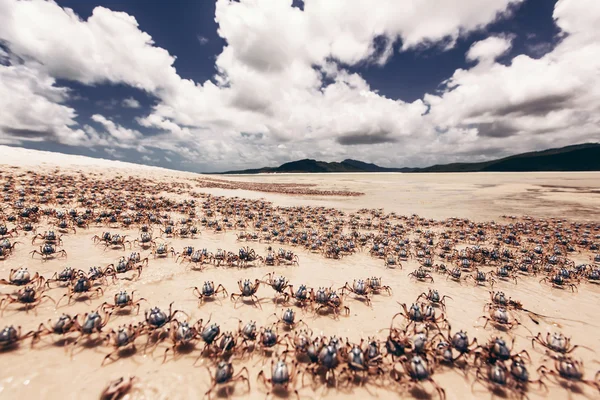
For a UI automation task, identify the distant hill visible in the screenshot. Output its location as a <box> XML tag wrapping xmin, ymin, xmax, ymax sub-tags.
<box><xmin>419</xmin><ymin>143</ymin><xmax>600</xmax><ymax>172</ymax></box>
<box><xmin>220</xmin><ymin>158</ymin><xmax>409</xmax><ymax>174</ymax></box>
<box><xmin>219</xmin><ymin>143</ymin><xmax>600</xmax><ymax>174</ymax></box>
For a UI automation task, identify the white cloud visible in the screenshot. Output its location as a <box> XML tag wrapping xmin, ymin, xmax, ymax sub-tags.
<box><xmin>424</xmin><ymin>0</ymin><xmax>600</xmax><ymax>157</ymax></box>
<box><xmin>0</xmin><ymin>0</ymin><xmax>181</xmax><ymax>94</ymax></box>
<box><xmin>197</xmin><ymin>35</ymin><xmax>209</xmax><ymax>45</ymax></box>
<box><xmin>466</xmin><ymin>35</ymin><xmax>513</xmax><ymax>63</ymax></box>
<box><xmin>1</xmin><ymin>0</ymin><xmax>598</xmax><ymax>170</ymax></box>
<box><xmin>91</xmin><ymin>114</ymin><xmax>143</xmax><ymax>142</ymax></box>
<box><xmin>0</xmin><ymin>62</ymin><xmax>90</xmax><ymax>146</ymax></box>
<box><xmin>122</xmin><ymin>97</ymin><xmax>141</xmax><ymax>108</ymax></box>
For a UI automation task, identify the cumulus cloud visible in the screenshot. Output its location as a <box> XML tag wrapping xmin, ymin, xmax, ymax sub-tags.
<box><xmin>466</xmin><ymin>35</ymin><xmax>514</xmax><ymax>63</ymax></box>
<box><xmin>122</xmin><ymin>97</ymin><xmax>141</xmax><ymax>108</ymax></box>
<box><xmin>0</xmin><ymin>0</ymin><xmax>597</xmax><ymax>170</ymax></box>
<box><xmin>424</xmin><ymin>0</ymin><xmax>600</xmax><ymax>157</ymax></box>
<box><xmin>0</xmin><ymin>0</ymin><xmax>181</xmax><ymax>94</ymax></box>
<box><xmin>0</xmin><ymin>62</ymin><xmax>90</xmax><ymax>146</ymax></box>
<box><xmin>91</xmin><ymin>114</ymin><xmax>143</xmax><ymax>142</ymax></box>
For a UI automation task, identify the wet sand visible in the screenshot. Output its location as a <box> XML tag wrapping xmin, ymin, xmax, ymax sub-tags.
<box><xmin>220</xmin><ymin>172</ymin><xmax>600</xmax><ymax>222</ymax></box>
<box><xmin>0</xmin><ymin>148</ymin><xmax>599</xmax><ymax>400</ymax></box>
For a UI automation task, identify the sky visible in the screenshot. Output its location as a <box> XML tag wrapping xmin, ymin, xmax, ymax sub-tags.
<box><xmin>0</xmin><ymin>0</ymin><xmax>598</xmax><ymax>173</ymax></box>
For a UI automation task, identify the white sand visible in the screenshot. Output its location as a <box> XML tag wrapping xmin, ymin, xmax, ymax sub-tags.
<box><xmin>0</xmin><ymin>146</ymin><xmax>598</xmax><ymax>400</ymax></box>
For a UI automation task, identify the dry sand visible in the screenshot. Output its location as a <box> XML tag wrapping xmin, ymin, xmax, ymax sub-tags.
<box><xmin>0</xmin><ymin>146</ymin><xmax>599</xmax><ymax>400</ymax></box>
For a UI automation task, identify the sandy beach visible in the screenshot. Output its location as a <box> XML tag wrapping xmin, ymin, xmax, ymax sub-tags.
<box><xmin>0</xmin><ymin>147</ymin><xmax>599</xmax><ymax>400</ymax></box>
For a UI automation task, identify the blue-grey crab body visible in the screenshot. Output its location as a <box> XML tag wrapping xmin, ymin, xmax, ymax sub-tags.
<box><xmin>201</xmin><ymin>323</ymin><xmax>221</xmax><ymax>345</ymax></box>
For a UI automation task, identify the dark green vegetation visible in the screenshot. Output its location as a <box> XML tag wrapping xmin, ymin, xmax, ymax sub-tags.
<box><xmin>219</xmin><ymin>143</ymin><xmax>600</xmax><ymax>174</ymax></box>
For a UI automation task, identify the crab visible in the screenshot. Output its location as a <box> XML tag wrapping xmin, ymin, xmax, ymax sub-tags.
<box><xmin>0</xmin><ymin>285</ymin><xmax>56</xmax><ymax>313</ymax></box>
<box><xmin>190</xmin><ymin>281</ymin><xmax>228</xmax><ymax>305</ymax></box>
<box><xmin>143</xmin><ymin>302</ymin><xmax>188</xmax><ymax>346</ymax></box>
<box><xmin>540</xmin><ymin>274</ymin><xmax>579</xmax><ymax>291</ymax></box>
<box><xmin>385</xmin><ymin>254</ymin><xmax>403</xmax><ymax>269</ymax></box>
<box><xmin>0</xmin><ymin>240</ymin><xmax>19</xmax><ymax>259</ymax></box>
<box><xmin>467</xmin><ymin>269</ymin><xmax>495</xmax><ymax>288</ymax></box>
<box><xmin>182</xmin><ymin>249</ymin><xmax>213</xmax><ymax>270</ymax></box>
<box><xmin>101</xmin><ymin>290</ymin><xmax>147</xmax><ymax>315</ymax></box>
<box><xmin>236</xmin><ymin>319</ymin><xmax>258</xmax><ymax>351</ymax></box>
<box><xmin>45</xmin><ymin>266</ymin><xmax>80</xmax><ymax>288</ymax></box>
<box><xmin>56</xmin><ymin>276</ymin><xmax>104</xmax><ymax>307</ymax></box>
<box><xmin>31</xmin><ymin>230</ymin><xmax>63</xmax><ymax>246</ymax></box>
<box><xmin>159</xmin><ymin>224</ymin><xmax>175</xmax><ymax>237</ymax></box>
<box><xmin>433</xmin><ymin>325</ymin><xmax>478</xmax><ymax>363</ymax></box>
<box><xmin>507</xmin><ymin>355</ymin><xmax>547</xmax><ymax>394</ymax></box>
<box><xmin>30</xmin><ymin>243</ymin><xmax>67</xmax><ymax>260</ymax></box>
<box><xmin>205</xmin><ymin>361</ymin><xmax>250</xmax><ymax>400</ymax></box>
<box><xmin>383</xmin><ymin>325</ymin><xmax>413</xmax><ymax>361</ymax></box>
<box><xmin>393</xmin><ymin>302</ymin><xmax>447</xmax><ymax>330</ymax></box>
<box><xmin>257</xmin><ymin>357</ymin><xmax>300</xmax><ymax>399</ymax></box>
<box><xmin>151</xmin><ymin>242</ymin><xmax>175</xmax><ymax>258</ymax></box>
<box><xmin>231</xmin><ymin>279</ymin><xmax>262</xmax><ymax>309</ymax></box>
<box><xmin>445</xmin><ymin>267</ymin><xmax>465</xmax><ymax>283</ymax></box>
<box><xmin>393</xmin><ymin>355</ymin><xmax>446</xmax><ymax>400</ymax></box>
<box><xmin>133</xmin><ymin>232</ymin><xmax>155</xmax><ymax>249</ymax></box>
<box><xmin>339</xmin><ymin>279</ymin><xmax>372</xmax><ymax>306</ymax></box>
<box><xmin>103</xmin><ymin>234</ymin><xmax>131</xmax><ymax>251</ymax></box>
<box><xmin>92</xmin><ymin>231</ymin><xmax>112</xmax><ymax>245</ymax></box>
<box><xmin>0</xmin><ymin>325</ymin><xmax>34</xmax><ymax>350</ymax></box>
<box><xmin>584</xmin><ymin>267</ymin><xmax>600</xmax><ymax>284</ymax></box>
<box><xmin>100</xmin><ymin>376</ymin><xmax>136</xmax><ymax>400</ymax></box>
<box><xmin>366</xmin><ymin>277</ymin><xmax>392</xmax><ymax>295</ymax></box>
<box><xmin>0</xmin><ymin>224</ymin><xmax>17</xmax><ymax>238</ymax></box>
<box><xmin>474</xmin><ymin>336</ymin><xmax>531</xmax><ymax>366</ymax></box>
<box><xmin>109</xmin><ymin>255</ymin><xmax>147</xmax><ymax>279</ymax></box>
<box><xmin>289</xmin><ymin>284</ymin><xmax>314</xmax><ymax>309</ymax></box>
<box><xmin>261</xmin><ymin>272</ymin><xmax>291</xmax><ymax>304</ymax></box>
<box><xmin>256</xmin><ymin>326</ymin><xmax>288</xmax><ymax>357</ymax></box>
<box><xmin>16</xmin><ymin>222</ymin><xmax>36</xmax><ymax>234</ymax></box>
<box><xmin>73</xmin><ymin>309</ymin><xmax>112</xmax><ymax>345</ymax></box>
<box><xmin>531</xmin><ymin>332</ymin><xmax>592</xmax><ymax>357</ymax></box>
<box><xmin>216</xmin><ymin>331</ymin><xmax>239</xmax><ymax>357</ymax></box>
<box><xmin>408</xmin><ymin>267</ymin><xmax>435</xmax><ymax>283</ymax></box>
<box><xmin>303</xmin><ymin>341</ymin><xmax>344</xmax><ymax>386</ymax></box>
<box><xmin>486</xmin><ymin>290</ymin><xmax>516</xmax><ymax>309</ymax></box>
<box><xmin>276</xmin><ymin>248</ymin><xmax>299</xmax><ymax>266</ymax></box>
<box><xmin>238</xmin><ymin>246</ymin><xmax>264</xmax><ymax>267</ymax></box>
<box><xmin>491</xmin><ymin>266</ymin><xmax>519</xmax><ymax>284</ymax></box>
<box><xmin>162</xmin><ymin>320</ymin><xmax>200</xmax><ymax>362</ymax></box>
<box><xmin>339</xmin><ymin>339</ymin><xmax>386</xmax><ymax>385</ymax></box>
<box><xmin>479</xmin><ymin>306</ymin><xmax>521</xmax><ymax>331</ymax></box>
<box><xmin>473</xmin><ymin>362</ymin><xmax>514</xmax><ymax>396</ymax></box>
<box><xmin>102</xmin><ymin>324</ymin><xmax>145</xmax><ymax>365</ymax></box>
<box><xmin>271</xmin><ymin>308</ymin><xmax>307</xmax><ymax>331</ymax></box>
<box><xmin>315</xmin><ymin>290</ymin><xmax>350</xmax><ymax>319</ymax></box>
<box><xmin>416</xmin><ymin>289</ymin><xmax>452</xmax><ymax>311</ymax></box>
<box><xmin>287</xmin><ymin>328</ymin><xmax>314</xmax><ymax>358</ymax></box>
<box><xmin>263</xmin><ymin>251</ymin><xmax>278</xmax><ymax>266</ymax></box>
<box><xmin>537</xmin><ymin>357</ymin><xmax>600</xmax><ymax>392</ymax></box>
<box><xmin>32</xmin><ymin>314</ymin><xmax>79</xmax><ymax>345</ymax></box>
<box><xmin>195</xmin><ymin>318</ymin><xmax>222</xmax><ymax>355</ymax></box>
<box><xmin>175</xmin><ymin>246</ymin><xmax>195</xmax><ymax>262</ymax></box>
<box><xmin>212</xmin><ymin>249</ymin><xmax>227</xmax><ymax>266</ymax></box>
<box><xmin>54</xmin><ymin>219</ymin><xmax>77</xmax><ymax>234</ymax></box>
<box><xmin>0</xmin><ymin>267</ymin><xmax>45</xmax><ymax>287</ymax></box>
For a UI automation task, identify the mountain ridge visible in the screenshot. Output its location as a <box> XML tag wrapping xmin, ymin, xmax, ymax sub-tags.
<box><xmin>218</xmin><ymin>143</ymin><xmax>600</xmax><ymax>174</ymax></box>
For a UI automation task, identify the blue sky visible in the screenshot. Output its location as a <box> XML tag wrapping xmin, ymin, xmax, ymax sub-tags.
<box><xmin>0</xmin><ymin>0</ymin><xmax>598</xmax><ymax>172</ymax></box>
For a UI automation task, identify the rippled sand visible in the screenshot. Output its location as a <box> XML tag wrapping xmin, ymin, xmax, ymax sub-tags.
<box><xmin>0</xmin><ymin>153</ymin><xmax>599</xmax><ymax>400</ymax></box>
